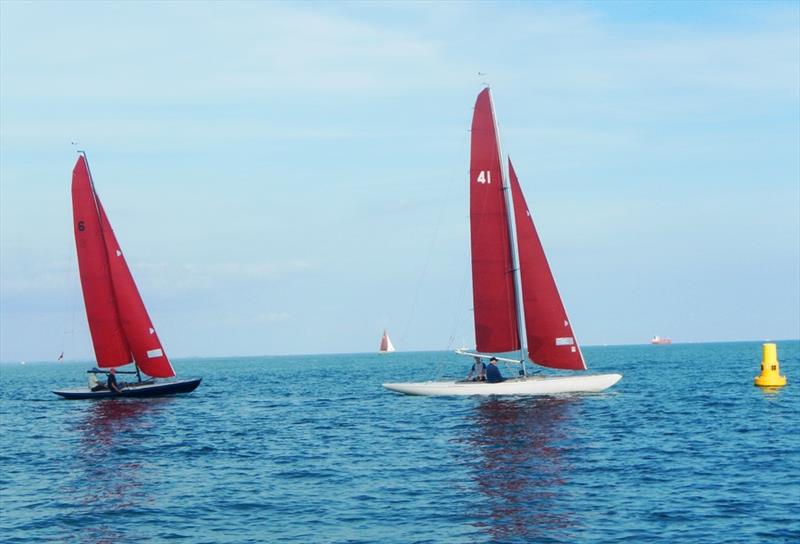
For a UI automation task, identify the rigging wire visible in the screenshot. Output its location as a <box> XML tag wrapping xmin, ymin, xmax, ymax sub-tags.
<box><xmin>60</xmin><ymin>144</ymin><xmax>81</xmax><ymax>362</ymax></box>
<box><xmin>398</xmin><ymin>108</ymin><xmax>472</xmax><ymax>357</ymax></box>
<box><xmin>445</xmin><ymin>253</ymin><xmax>472</xmax><ymax>351</ymax></box>
<box><xmin>60</xmin><ymin>214</ymin><xmax>80</xmax><ymax>362</ymax></box>
<box><xmin>57</xmin><ymin>215</ymin><xmax>80</xmax><ymax>361</ymax></box>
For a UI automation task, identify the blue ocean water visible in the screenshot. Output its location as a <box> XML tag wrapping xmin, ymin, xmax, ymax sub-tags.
<box><xmin>1</xmin><ymin>341</ymin><xmax>798</xmax><ymax>543</ymax></box>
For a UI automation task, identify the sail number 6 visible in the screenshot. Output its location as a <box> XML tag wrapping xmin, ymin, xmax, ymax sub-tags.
<box><xmin>476</xmin><ymin>170</ymin><xmax>492</xmax><ymax>184</ymax></box>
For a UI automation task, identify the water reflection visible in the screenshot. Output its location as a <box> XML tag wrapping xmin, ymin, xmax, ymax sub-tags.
<box><xmin>62</xmin><ymin>398</ymin><xmax>172</xmax><ymax>544</ymax></box>
<box><xmin>461</xmin><ymin>397</ymin><xmax>580</xmax><ymax>542</ymax></box>
<box><xmin>757</xmin><ymin>387</ymin><xmax>785</xmax><ymax>398</ymax></box>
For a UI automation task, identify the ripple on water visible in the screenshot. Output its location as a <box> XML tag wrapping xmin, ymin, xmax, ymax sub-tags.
<box><xmin>1</xmin><ymin>342</ymin><xmax>798</xmax><ymax>543</ymax></box>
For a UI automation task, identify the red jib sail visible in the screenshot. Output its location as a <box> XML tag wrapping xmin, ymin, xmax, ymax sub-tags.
<box><xmin>509</xmin><ymin>160</ymin><xmax>586</xmax><ymax>370</ymax></box>
<box><xmin>470</xmin><ymin>88</ymin><xmax>519</xmax><ymax>353</ymax></box>
<box><xmin>72</xmin><ymin>156</ymin><xmax>175</xmax><ymax>378</ymax></box>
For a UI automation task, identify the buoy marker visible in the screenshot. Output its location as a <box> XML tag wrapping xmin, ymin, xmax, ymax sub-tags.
<box><xmin>754</xmin><ymin>343</ymin><xmax>787</xmax><ymax>387</ymax></box>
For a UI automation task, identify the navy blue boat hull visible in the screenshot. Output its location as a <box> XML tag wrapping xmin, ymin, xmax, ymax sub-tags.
<box><xmin>53</xmin><ymin>378</ymin><xmax>202</xmax><ymax>399</ymax></box>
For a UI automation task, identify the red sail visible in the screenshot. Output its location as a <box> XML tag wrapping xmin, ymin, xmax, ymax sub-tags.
<box><xmin>97</xmin><ymin>201</ymin><xmax>175</xmax><ymax>378</ymax></box>
<box><xmin>509</xmin><ymin>160</ymin><xmax>586</xmax><ymax>370</ymax></box>
<box><xmin>470</xmin><ymin>89</ymin><xmax>519</xmax><ymax>353</ymax></box>
<box><xmin>72</xmin><ymin>155</ymin><xmax>175</xmax><ymax>378</ymax></box>
<box><xmin>72</xmin><ymin>156</ymin><xmax>132</xmax><ymax>367</ymax></box>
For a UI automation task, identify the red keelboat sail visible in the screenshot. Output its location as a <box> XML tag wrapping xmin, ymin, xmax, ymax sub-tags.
<box><xmin>509</xmin><ymin>160</ymin><xmax>586</xmax><ymax>370</ymax></box>
<box><xmin>469</xmin><ymin>89</ymin><xmax>586</xmax><ymax>371</ymax></box>
<box><xmin>72</xmin><ymin>156</ymin><xmax>131</xmax><ymax>366</ymax></box>
<box><xmin>470</xmin><ymin>88</ymin><xmax>519</xmax><ymax>354</ymax></box>
<box><xmin>72</xmin><ymin>155</ymin><xmax>175</xmax><ymax>378</ymax></box>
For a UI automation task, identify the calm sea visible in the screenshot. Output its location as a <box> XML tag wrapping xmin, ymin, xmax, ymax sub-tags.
<box><xmin>1</xmin><ymin>341</ymin><xmax>798</xmax><ymax>543</ymax></box>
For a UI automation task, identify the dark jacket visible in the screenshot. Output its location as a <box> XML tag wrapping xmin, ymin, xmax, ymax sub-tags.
<box><xmin>107</xmin><ymin>373</ymin><xmax>121</xmax><ymax>393</ymax></box>
<box><xmin>486</xmin><ymin>363</ymin><xmax>504</xmax><ymax>383</ymax></box>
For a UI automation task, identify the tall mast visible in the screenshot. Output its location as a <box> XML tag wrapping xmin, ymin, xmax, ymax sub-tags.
<box><xmin>487</xmin><ymin>89</ymin><xmax>529</xmax><ymax>376</ymax></box>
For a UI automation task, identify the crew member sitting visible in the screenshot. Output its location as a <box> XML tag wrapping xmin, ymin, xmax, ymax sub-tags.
<box><xmin>107</xmin><ymin>368</ymin><xmax>124</xmax><ymax>394</ymax></box>
<box><xmin>466</xmin><ymin>356</ymin><xmax>486</xmax><ymax>381</ymax></box>
<box><xmin>485</xmin><ymin>357</ymin><xmax>504</xmax><ymax>383</ymax></box>
<box><xmin>88</xmin><ymin>372</ymin><xmax>105</xmax><ymax>392</ymax></box>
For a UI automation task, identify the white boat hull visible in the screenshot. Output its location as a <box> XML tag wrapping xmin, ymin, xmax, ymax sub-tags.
<box><xmin>383</xmin><ymin>373</ymin><xmax>622</xmax><ymax>397</ymax></box>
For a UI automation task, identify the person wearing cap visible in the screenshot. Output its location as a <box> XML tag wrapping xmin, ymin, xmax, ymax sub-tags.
<box><xmin>485</xmin><ymin>357</ymin><xmax>504</xmax><ymax>383</ymax></box>
<box><xmin>466</xmin><ymin>356</ymin><xmax>486</xmax><ymax>381</ymax></box>
<box><xmin>106</xmin><ymin>368</ymin><xmax>124</xmax><ymax>394</ymax></box>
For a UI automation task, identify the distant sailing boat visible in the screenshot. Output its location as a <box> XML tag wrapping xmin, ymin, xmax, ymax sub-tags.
<box><xmin>379</xmin><ymin>330</ymin><xmax>396</xmax><ymax>353</ymax></box>
<box><xmin>384</xmin><ymin>89</ymin><xmax>622</xmax><ymax>396</ymax></box>
<box><xmin>53</xmin><ymin>153</ymin><xmax>201</xmax><ymax>399</ymax></box>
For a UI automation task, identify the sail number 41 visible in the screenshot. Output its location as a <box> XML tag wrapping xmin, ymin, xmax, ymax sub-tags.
<box><xmin>476</xmin><ymin>170</ymin><xmax>492</xmax><ymax>184</ymax></box>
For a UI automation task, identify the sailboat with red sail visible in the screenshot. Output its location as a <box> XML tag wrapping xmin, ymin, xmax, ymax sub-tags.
<box><xmin>383</xmin><ymin>89</ymin><xmax>621</xmax><ymax>396</ymax></box>
<box><xmin>379</xmin><ymin>330</ymin><xmax>396</xmax><ymax>353</ymax></box>
<box><xmin>53</xmin><ymin>153</ymin><xmax>201</xmax><ymax>399</ymax></box>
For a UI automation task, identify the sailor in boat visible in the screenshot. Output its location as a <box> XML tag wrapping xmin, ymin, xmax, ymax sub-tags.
<box><xmin>88</xmin><ymin>372</ymin><xmax>101</xmax><ymax>391</ymax></box>
<box><xmin>105</xmin><ymin>368</ymin><xmax>124</xmax><ymax>394</ymax></box>
<box><xmin>485</xmin><ymin>357</ymin><xmax>505</xmax><ymax>384</ymax></box>
<box><xmin>466</xmin><ymin>356</ymin><xmax>487</xmax><ymax>382</ymax></box>
<box><xmin>88</xmin><ymin>371</ymin><xmax>111</xmax><ymax>392</ymax></box>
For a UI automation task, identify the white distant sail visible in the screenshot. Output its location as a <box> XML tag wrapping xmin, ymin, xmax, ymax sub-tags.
<box><xmin>379</xmin><ymin>330</ymin><xmax>396</xmax><ymax>353</ymax></box>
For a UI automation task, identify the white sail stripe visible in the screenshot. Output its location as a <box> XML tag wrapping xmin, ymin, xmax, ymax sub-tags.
<box><xmin>147</xmin><ymin>348</ymin><xmax>164</xmax><ymax>358</ymax></box>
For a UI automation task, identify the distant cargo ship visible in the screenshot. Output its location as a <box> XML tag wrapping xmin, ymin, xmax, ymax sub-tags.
<box><xmin>651</xmin><ymin>336</ymin><xmax>672</xmax><ymax>345</ymax></box>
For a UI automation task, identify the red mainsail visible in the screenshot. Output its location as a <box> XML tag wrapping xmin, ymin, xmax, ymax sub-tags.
<box><xmin>470</xmin><ymin>88</ymin><xmax>519</xmax><ymax>353</ymax></box>
<box><xmin>509</xmin><ymin>160</ymin><xmax>586</xmax><ymax>370</ymax></box>
<box><xmin>72</xmin><ymin>156</ymin><xmax>132</xmax><ymax>367</ymax></box>
<box><xmin>72</xmin><ymin>156</ymin><xmax>175</xmax><ymax>378</ymax></box>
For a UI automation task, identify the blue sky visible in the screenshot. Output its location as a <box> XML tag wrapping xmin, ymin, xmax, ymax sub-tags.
<box><xmin>1</xmin><ymin>1</ymin><xmax>798</xmax><ymax>362</ymax></box>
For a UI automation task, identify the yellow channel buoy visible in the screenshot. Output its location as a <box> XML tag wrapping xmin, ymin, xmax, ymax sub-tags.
<box><xmin>754</xmin><ymin>343</ymin><xmax>787</xmax><ymax>387</ymax></box>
